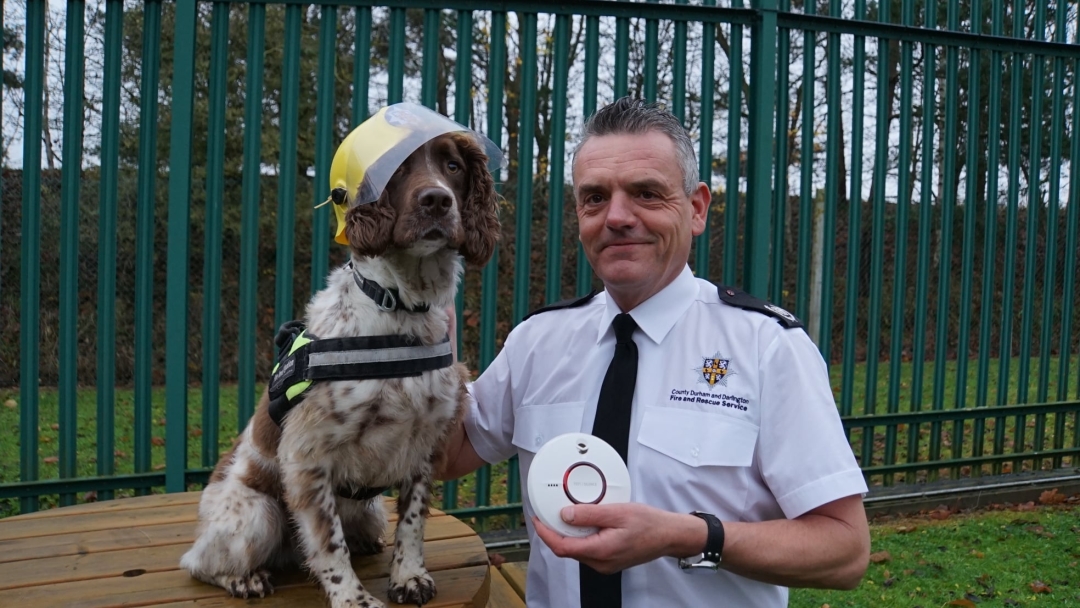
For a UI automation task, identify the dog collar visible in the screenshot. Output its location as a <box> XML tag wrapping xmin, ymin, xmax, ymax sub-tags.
<box><xmin>348</xmin><ymin>262</ymin><xmax>431</xmax><ymax>313</ymax></box>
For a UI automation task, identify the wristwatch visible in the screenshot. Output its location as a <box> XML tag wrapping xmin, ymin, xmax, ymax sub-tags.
<box><xmin>677</xmin><ymin>511</ymin><xmax>725</xmax><ymax>572</ymax></box>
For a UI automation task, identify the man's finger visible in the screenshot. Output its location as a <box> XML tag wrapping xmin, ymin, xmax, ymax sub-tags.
<box><xmin>560</xmin><ymin>503</ymin><xmax>625</xmax><ymax>527</ymax></box>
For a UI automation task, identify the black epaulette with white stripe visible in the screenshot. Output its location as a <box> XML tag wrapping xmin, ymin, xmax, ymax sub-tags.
<box><xmin>715</xmin><ymin>284</ymin><xmax>804</xmax><ymax>330</ymax></box>
<box><xmin>523</xmin><ymin>290</ymin><xmax>600</xmax><ymax>322</ymax></box>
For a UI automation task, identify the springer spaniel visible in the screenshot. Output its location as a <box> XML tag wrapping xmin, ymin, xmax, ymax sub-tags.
<box><xmin>180</xmin><ymin>131</ymin><xmax>499</xmax><ymax>608</ymax></box>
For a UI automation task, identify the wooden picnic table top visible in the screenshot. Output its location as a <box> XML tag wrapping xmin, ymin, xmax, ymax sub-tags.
<box><xmin>0</xmin><ymin>492</ymin><xmax>490</xmax><ymax>608</ymax></box>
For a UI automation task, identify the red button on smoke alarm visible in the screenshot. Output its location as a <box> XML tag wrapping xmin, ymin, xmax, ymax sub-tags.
<box><xmin>562</xmin><ymin>462</ymin><xmax>608</xmax><ymax>504</ymax></box>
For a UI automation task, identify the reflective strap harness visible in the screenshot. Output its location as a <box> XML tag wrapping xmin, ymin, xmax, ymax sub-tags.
<box><xmin>267</xmin><ymin>320</ymin><xmax>454</xmax><ymax>427</ymax></box>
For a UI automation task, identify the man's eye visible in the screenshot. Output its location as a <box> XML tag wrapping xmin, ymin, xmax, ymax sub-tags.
<box><xmin>584</xmin><ymin>194</ymin><xmax>604</xmax><ymax>205</ymax></box>
<box><xmin>447</xmin><ymin>161</ymin><xmax>460</xmax><ymax>173</ymax></box>
<box><xmin>640</xmin><ymin>191</ymin><xmax>656</xmax><ymax>200</ymax></box>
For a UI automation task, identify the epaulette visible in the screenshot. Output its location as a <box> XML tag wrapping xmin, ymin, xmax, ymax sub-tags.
<box><xmin>716</xmin><ymin>284</ymin><xmax>804</xmax><ymax>330</ymax></box>
<box><xmin>523</xmin><ymin>290</ymin><xmax>600</xmax><ymax>322</ymax></box>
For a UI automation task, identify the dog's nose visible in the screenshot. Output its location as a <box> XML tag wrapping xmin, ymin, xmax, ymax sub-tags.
<box><xmin>418</xmin><ymin>187</ymin><xmax>453</xmax><ymax>217</ymax></box>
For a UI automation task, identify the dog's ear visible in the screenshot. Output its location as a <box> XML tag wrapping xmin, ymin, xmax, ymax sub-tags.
<box><xmin>344</xmin><ymin>189</ymin><xmax>397</xmax><ymax>258</ymax></box>
<box><xmin>455</xmin><ymin>134</ymin><xmax>501</xmax><ymax>266</ymax></box>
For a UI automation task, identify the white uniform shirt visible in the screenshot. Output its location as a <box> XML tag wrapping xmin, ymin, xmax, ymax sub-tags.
<box><xmin>465</xmin><ymin>265</ymin><xmax>867</xmax><ymax>607</ymax></box>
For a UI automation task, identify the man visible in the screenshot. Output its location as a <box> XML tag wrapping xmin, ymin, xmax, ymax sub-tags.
<box><xmin>441</xmin><ymin>97</ymin><xmax>870</xmax><ymax>606</ymax></box>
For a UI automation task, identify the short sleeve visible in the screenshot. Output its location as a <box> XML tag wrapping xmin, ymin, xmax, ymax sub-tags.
<box><xmin>757</xmin><ymin>330</ymin><xmax>868</xmax><ymax>518</ymax></box>
<box><xmin>464</xmin><ymin>344</ymin><xmax>518</xmax><ymax>465</ymax></box>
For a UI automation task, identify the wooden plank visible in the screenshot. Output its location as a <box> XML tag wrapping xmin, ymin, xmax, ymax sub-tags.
<box><xmin>0</xmin><ymin>513</ymin><xmax>472</xmax><ymax>564</ymax></box>
<box><xmin>0</xmin><ymin>496</ymin><xmax>422</xmax><ymax>542</ymax></box>
<box><xmin>0</xmin><ymin>563</ymin><xmax>489</xmax><ymax>608</ymax></box>
<box><xmin>499</xmin><ymin>562</ymin><xmax>527</xmax><ymax>600</ymax></box>
<box><xmin>4</xmin><ymin>493</ymin><xmax>203</xmax><ymax>521</ymax></box>
<box><xmin>0</xmin><ymin>534</ymin><xmax>486</xmax><ymax>593</ymax></box>
<box><xmin>485</xmin><ymin>566</ymin><xmax>526</xmax><ymax>608</ymax></box>
<box><xmin>0</xmin><ymin>502</ymin><xmax>199</xmax><ymax>542</ymax></box>
<box><xmin>0</xmin><ymin>521</ymin><xmax>194</xmax><ymax>565</ymax></box>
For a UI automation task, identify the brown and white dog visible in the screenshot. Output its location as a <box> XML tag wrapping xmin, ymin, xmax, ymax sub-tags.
<box><xmin>180</xmin><ymin>132</ymin><xmax>499</xmax><ymax>608</ymax></box>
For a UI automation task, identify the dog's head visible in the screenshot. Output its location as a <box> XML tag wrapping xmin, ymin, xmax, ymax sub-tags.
<box><xmin>344</xmin><ymin>132</ymin><xmax>500</xmax><ymax>266</ymax></box>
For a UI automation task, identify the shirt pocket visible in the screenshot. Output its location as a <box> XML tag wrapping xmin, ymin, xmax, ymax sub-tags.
<box><xmin>637</xmin><ymin>406</ymin><xmax>759</xmax><ymax>467</ymax></box>
<box><xmin>511</xmin><ymin>402</ymin><xmax>586</xmax><ymax>453</ymax></box>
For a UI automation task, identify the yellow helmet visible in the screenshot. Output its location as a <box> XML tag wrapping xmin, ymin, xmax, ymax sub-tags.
<box><xmin>327</xmin><ymin>102</ymin><xmax>504</xmax><ymax>245</ymax></box>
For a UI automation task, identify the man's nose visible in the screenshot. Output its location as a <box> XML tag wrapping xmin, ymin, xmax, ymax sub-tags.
<box><xmin>604</xmin><ymin>192</ymin><xmax>637</xmax><ymax>229</ymax></box>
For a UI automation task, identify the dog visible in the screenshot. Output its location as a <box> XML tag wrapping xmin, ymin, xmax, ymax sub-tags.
<box><xmin>180</xmin><ymin>130</ymin><xmax>499</xmax><ymax>608</ymax></box>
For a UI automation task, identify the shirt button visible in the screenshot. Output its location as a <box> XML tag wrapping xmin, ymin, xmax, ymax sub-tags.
<box><xmin>691</xmin><ymin>446</ymin><xmax>700</xmax><ymax>458</ymax></box>
<box><xmin>535</xmin><ymin>435</ymin><xmax>543</xmax><ymax>447</ymax></box>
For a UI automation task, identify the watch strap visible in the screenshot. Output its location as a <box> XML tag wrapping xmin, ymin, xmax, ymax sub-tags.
<box><xmin>690</xmin><ymin>511</ymin><xmax>724</xmax><ymax>563</ymax></box>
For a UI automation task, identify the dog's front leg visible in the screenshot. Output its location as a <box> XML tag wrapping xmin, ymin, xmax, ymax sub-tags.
<box><xmin>388</xmin><ymin>468</ymin><xmax>437</xmax><ymax>605</ymax></box>
<box><xmin>283</xmin><ymin>463</ymin><xmax>383</xmax><ymax>608</ymax></box>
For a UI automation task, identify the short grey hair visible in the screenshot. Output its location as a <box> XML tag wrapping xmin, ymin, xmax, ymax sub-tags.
<box><xmin>571</xmin><ymin>97</ymin><xmax>699</xmax><ymax>195</ymax></box>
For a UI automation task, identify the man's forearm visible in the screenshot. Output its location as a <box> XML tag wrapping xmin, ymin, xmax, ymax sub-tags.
<box><xmin>436</xmin><ymin>420</ymin><xmax>488</xmax><ymax>481</ymax></box>
<box><xmin>719</xmin><ymin>495</ymin><xmax>870</xmax><ymax>590</ymax></box>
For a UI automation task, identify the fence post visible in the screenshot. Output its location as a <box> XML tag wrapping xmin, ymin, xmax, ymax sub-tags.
<box><xmin>165</xmin><ymin>0</ymin><xmax>199</xmax><ymax>494</ymax></box>
<box><xmin>745</xmin><ymin>0</ymin><xmax>777</xmax><ymax>297</ymax></box>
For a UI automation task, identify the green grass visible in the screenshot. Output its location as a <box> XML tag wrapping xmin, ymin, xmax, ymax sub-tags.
<box><xmin>791</xmin><ymin>503</ymin><xmax>1080</xmax><ymax>607</ymax></box>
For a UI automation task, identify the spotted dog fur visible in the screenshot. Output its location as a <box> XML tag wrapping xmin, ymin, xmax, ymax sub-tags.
<box><xmin>180</xmin><ymin>132</ymin><xmax>499</xmax><ymax>608</ymax></box>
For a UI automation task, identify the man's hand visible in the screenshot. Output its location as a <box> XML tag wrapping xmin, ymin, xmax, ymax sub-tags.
<box><xmin>532</xmin><ymin>503</ymin><xmax>706</xmax><ymax>574</ymax></box>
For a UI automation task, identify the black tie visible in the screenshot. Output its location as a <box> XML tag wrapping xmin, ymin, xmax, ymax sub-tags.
<box><xmin>580</xmin><ymin>313</ymin><xmax>638</xmax><ymax>608</ymax></box>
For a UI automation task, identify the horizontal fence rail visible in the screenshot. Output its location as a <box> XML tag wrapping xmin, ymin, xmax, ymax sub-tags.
<box><xmin>1</xmin><ymin>0</ymin><xmax>1078</xmax><ymax>527</ymax></box>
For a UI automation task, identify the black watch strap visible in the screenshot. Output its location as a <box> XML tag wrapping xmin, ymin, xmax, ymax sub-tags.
<box><xmin>690</xmin><ymin>511</ymin><xmax>725</xmax><ymax>563</ymax></box>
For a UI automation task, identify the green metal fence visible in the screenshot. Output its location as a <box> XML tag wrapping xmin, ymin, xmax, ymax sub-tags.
<box><xmin>2</xmin><ymin>0</ymin><xmax>1079</xmax><ymax>525</ymax></box>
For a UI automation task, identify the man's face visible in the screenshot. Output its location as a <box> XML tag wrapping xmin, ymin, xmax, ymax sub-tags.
<box><xmin>573</xmin><ymin>130</ymin><xmax>710</xmax><ymax>310</ymax></box>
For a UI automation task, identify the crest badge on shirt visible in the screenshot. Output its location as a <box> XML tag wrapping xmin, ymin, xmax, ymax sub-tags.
<box><xmin>698</xmin><ymin>352</ymin><xmax>736</xmax><ymax>389</ymax></box>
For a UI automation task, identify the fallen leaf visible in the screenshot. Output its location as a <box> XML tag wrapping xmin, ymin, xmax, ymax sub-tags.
<box><xmin>929</xmin><ymin>509</ymin><xmax>952</xmax><ymax>520</ymax></box>
<box><xmin>1029</xmin><ymin>580</ymin><xmax>1051</xmax><ymax>593</ymax></box>
<box><xmin>947</xmin><ymin>599</ymin><xmax>977</xmax><ymax>607</ymax></box>
<box><xmin>1025</xmin><ymin>525</ymin><xmax>1055</xmax><ymax>539</ymax></box>
<box><xmin>869</xmin><ymin>551</ymin><xmax>891</xmax><ymax>564</ymax></box>
<box><xmin>190</xmin><ymin>428</ymin><xmax>203</xmax><ymax>438</ymax></box>
<box><xmin>3</xmin><ymin>399</ymin><xmax>16</xmax><ymax>409</ymax></box>
<box><xmin>153</xmin><ymin>464</ymin><xmax>166</xmax><ymax>471</ymax></box>
<box><xmin>82</xmin><ymin>491</ymin><xmax>98</xmax><ymax>502</ymax></box>
<box><xmin>1016</xmin><ymin>501</ymin><xmax>1037</xmax><ymax>512</ymax></box>
<box><xmin>151</xmin><ymin>437</ymin><xmax>166</xmax><ymax>447</ymax></box>
<box><xmin>43</xmin><ymin>456</ymin><xmax>59</xmax><ymax>464</ymax></box>
<box><xmin>1039</xmin><ymin>489</ymin><xmax>1066</xmax><ymax>505</ymax></box>
<box><xmin>969</xmin><ymin>550</ymin><xmax>985</xmax><ymax>558</ymax></box>
<box><xmin>489</xmin><ymin>553</ymin><xmax>507</xmax><ymax>567</ymax></box>
<box><xmin>50</xmin><ymin>423</ymin><xmax>59</xmax><ymax>431</ymax></box>
<box><xmin>114</xmin><ymin>450</ymin><xmax>127</xmax><ymax>458</ymax></box>
<box><xmin>896</xmin><ymin>525</ymin><xmax>918</xmax><ymax>534</ymax></box>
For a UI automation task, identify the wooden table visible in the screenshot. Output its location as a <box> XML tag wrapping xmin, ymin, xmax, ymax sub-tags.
<box><xmin>0</xmin><ymin>492</ymin><xmax>490</xmax><ymax>608</ymax></box>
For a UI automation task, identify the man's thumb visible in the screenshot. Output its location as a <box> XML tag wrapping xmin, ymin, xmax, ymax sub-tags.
<box><xmin>560</xmin><ymin>505</ymin><xmax>578</xmax><ymax>524</ymax></box>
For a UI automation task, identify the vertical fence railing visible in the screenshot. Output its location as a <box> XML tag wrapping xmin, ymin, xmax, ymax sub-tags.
<box><xmin>58</xmin><ymin>0</ymin><xmax>86</xmax><ymax>509</ymax></box>
<box><xmin>3</xmin><ymin>0</ymin><xmax>1079</xmax><ymax>521</ymax></box>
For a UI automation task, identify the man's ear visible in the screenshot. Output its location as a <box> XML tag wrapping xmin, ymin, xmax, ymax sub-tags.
<box><xmin>344</xmin><ymin>192</ymin><xmax>397</xmax><ymax>258</ymax></box>
<box><xmin>690</xmin><ymin>182</ymin><xmax>711</xmax><ymax>237</ymax></box>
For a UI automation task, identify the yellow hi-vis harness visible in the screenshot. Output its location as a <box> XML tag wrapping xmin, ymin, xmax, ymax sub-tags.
<box><xmin>267</xmin><ymin>322</ymin><xmax>454</xmax><ymax>428</ymax></box>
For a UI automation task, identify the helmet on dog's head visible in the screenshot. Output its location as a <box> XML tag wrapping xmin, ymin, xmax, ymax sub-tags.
<box><xmin>327</xmin><ymin>102</ymin><xmax>505</xmax><ymax>245</ymax></box>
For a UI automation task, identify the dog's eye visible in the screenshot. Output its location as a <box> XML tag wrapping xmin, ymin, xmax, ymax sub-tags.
<box><xmin>447</xmin><ymin>161</ymin><xmax>460</xmax><ymax>174</ymax></box>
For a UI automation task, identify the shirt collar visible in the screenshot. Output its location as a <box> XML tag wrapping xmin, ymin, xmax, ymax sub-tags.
<box><xmin>596</xmin><ymin>265</ymin><xmax>699</xmax><ymax>345</ymax></box>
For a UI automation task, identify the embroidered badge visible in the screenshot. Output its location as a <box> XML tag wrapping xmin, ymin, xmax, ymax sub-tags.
<box><xmin>697</xmin><ymin>352</ymin><xmax>736</xmax><ymax>389</ymax></box>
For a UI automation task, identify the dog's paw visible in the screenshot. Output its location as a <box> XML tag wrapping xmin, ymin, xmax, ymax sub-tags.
<box><xmin>387</xmin><ymin>571</ymin><xmax>436</xmax><ymax>606</ymax></box>
<box><xmin>223</xmin><ymin>569</ymin><xmax>273</xmax><ymax>598</ymax></box>
<box><xmin>332</xmin><ymin>589</ymin><xmax>384</xmax><ymax>608</ymax></box>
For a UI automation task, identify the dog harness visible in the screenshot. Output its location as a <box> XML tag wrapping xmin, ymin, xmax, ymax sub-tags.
<box><xmin>267</xmin><ymin>322</ymin><xmax>454</xmax><ymax>427</ymax></box>
<box><xmin>265</xmin><ymin>270</ymin><xmax>455</xmax><ymax>501</ymax></box>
